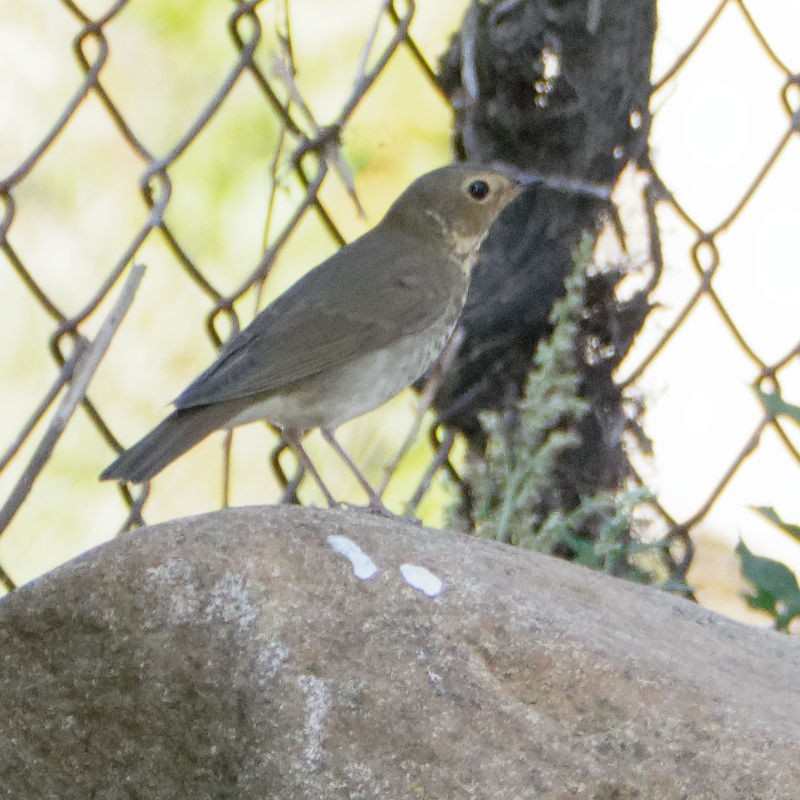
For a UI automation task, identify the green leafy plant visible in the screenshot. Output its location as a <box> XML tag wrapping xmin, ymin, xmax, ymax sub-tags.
<box><xmin>460</xmin><ymin>235</ymin><xmax>663</xmax><ymax>582</ymax></box>
<box><xmin>468</xmin><ymin>243</ymin><xmax>589</xmax><ymax>547</ymax></box>
<box><xmin>755</xmin><ymin>386</ymin><xmax>800</xmax><ymax>425</ymax></box>
<box><xmin>737</xmin><ymin>506</ymin><xmax>800</xmax><ymax>632</ymax></box>
<box><xmin>736</xmin><ymin>386</ymin><xmax>800</xmax><ymax>631</ymax></box>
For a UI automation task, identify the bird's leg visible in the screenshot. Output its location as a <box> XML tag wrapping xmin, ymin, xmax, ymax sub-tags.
<box><xmin>272</xmin><ymin>439</ymin><xmax>304</xmax><ymax>505</ymax></box>
<box><xmin>319</xmin><ymin>428</ymin><xmax>399</xmax><ymax>516</ymax></box>
<box><xmin>279</xmin><ymin>471</ymin><xmax>305</xmax><ymax>505</ymax></box>
<box><xmin>282</xmin><ymin>430</ymin><xmax>340</xmax><ymax>509</ymax></box>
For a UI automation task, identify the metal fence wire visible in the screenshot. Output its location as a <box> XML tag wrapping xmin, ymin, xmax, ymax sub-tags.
<box><xmin>1</xmin><ymin>0</ymin><xmax>799</xmax><ymax>595</ymax></box>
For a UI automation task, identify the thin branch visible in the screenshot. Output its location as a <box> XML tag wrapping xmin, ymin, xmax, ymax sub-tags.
<box><xmin>0</xmin><ymin>562</ymin><xmax>16</xmax><ymax>593</ymax></box>
<box><xmin>0</xmin><ymin>346</ymin><xmax>82</xmax><ymax>473</ymax></box>
<box><xmin>0</xmin><ymin>264</ymin><xmax>146</xmax><ymax>536</ymax></box>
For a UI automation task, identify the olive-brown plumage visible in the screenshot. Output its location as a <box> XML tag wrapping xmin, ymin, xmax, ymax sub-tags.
<box><xmin>101</xmin><ymin>164</ymin><xmax>522</xmax><ymax>484</ymax></box>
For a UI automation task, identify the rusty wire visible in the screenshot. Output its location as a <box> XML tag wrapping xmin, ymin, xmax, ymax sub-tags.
<box><xmin>629</xmin><ymin>0</ymin><xmax>800</xmax><ymax>557</ymax></box>
<box><xmin>1</xmin><ymin>0</ymin><xmax>798</xmax><ymax>593</ymax></box>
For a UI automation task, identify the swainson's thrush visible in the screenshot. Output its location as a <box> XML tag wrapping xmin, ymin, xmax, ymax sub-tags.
<box><xmin>100</xmin><ymin>164</ymin><xmax>523</xmax><ymax>499</ymax></box>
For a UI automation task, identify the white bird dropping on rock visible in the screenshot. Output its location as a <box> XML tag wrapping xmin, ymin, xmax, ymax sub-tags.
<box><xmin>327</xmin><ymin>535</ymin><xmax>379</xmax><ymax>580</ymax></box>
<box><xmin>400</xmin><ymin>563</ymin><xmax>444</xmax><ymax>597</ymax></box>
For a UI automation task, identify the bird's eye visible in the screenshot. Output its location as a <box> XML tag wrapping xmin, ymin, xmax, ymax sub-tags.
<box><xmin>467</xmin><ymin>179</ymin><xmax>490</xmax><ymax>200</ymax></box>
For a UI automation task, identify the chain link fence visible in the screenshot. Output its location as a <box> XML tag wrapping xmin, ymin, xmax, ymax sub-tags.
<box><xmin>1</xmin><ymin>0</ymin><xmax>798</xmax><ymax>600</ymax></box>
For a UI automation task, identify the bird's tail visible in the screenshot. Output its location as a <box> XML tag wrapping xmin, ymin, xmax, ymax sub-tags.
<box><xmin>100</xmin><ymin>404</ymin><xmax>233</xmax><ymax>484</ymax></box>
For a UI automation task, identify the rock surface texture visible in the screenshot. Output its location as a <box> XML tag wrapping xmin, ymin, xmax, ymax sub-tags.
<box><xmin>1</xmin><ymin>505</ymin><xmax>798</xmax><ymax>799</ymax></box>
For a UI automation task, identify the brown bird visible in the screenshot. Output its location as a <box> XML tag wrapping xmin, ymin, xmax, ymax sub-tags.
<box><xmin>100</xmin><ymin>164</ymin><xmax>523</xmax><ymax>506</ymax></box>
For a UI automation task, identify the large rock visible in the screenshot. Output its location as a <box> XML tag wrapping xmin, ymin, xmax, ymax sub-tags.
<box><xmin>1</xmin><ymin>506</ymin><xmax>798</xmax><ymax>799</ymax></box>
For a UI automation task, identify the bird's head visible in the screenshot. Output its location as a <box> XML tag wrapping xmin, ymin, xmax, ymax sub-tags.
<box><xmin>383</xmin><ymin>164</ymin><xmax>524</xmax><ymax>262</ymax></box>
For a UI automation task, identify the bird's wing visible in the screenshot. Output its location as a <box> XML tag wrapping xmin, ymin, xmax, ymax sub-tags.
<box><xmin>175</xmin><ymin>229</ymin><xmax>457</xmax><ymax>409</ymax></box>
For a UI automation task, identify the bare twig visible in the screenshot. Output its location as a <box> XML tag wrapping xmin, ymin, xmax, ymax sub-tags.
<box><xmin>0</xmin><ymin>562</ymin><xmax>16</xmax><ymax>593</ymax></box>
<box><xmin>406</xmin><ymin>426</ymin><xmax>457</xmax><ymax>515</ymax></box>
<box><xmin>0</xmin><ymin>264</ymin><xmax>146</xmax><ymax>536</ymax></box>
<box><xmin>0</xmin><ymin>346</ymin><xmax>82</xmax><ymax>473</ymax></box>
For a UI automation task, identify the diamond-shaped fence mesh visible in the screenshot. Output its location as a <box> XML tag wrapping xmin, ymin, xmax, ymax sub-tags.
<box><xmin>1</xmin><ymin>0</ymin><xmax>798</xmax><ymax>600</ymax></box>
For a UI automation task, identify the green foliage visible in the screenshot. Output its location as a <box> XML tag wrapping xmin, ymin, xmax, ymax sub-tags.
<box><xmin>737</xmin><ymin>507</ymin><xmax>800</xmax><ymax>632</ymax></box>
<box><xmin>467</xmin><ymin>236</ymin><xmax>589</xmax><ymax>545</ymax></box>
<box><xmin>524</xmin><ymin>486</ymin><xmax>658</xmax><ymax>577</ymax></box>
<box><xmin>462</xmin><ymin>235</ymin><xmax>660</xmax><ymax>580</ymax></box>
<box><xmin>755</xmin><ymin>386</ymin><xmax>800</xmax><ymax>426</ymax></box>
<box><xmin>753</xmin><ymin>505</ymin><xmax>800</xmax><ymax>544</ymax></box>
<box><xmin>738</xmin><ymin>386</ymin><xmax>800</xmax><ymax>632</ymax></box>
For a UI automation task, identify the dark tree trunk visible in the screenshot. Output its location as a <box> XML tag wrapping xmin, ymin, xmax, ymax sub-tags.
<box><xmin>431</xmin><ymin>0</ymin><xmax>658</xmax><ymax>561</ymax></box>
